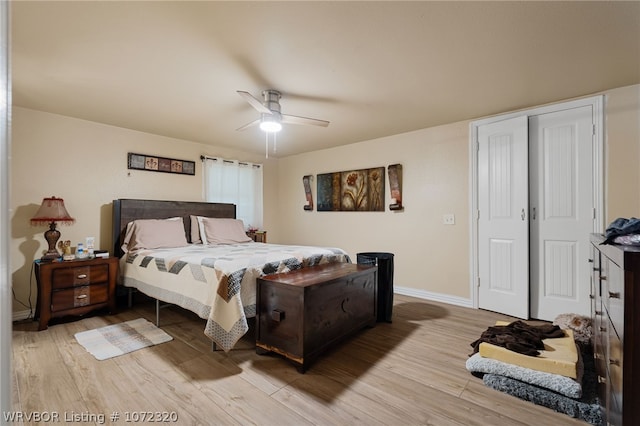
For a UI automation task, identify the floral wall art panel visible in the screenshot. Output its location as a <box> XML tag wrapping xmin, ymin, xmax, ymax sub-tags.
<box><xmin>317</xmin><ymin>172</ymin><xmax>341</xmax><ymax>211</ymax></box>
<box><xmin>317</xmin><ymin>167</ymin><xmax>385</xmax><ymax>212</ymax></box>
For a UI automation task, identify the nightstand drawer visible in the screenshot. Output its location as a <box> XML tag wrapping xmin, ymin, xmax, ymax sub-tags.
<box><xmin>51</xmin><ymin>263</ymin><xmax>109</xmax><ymax>289</ymax></box>
<box><xmin>51</xmin><ymin>283</ymin><xmax>109</xmax><ymax>312</ymax></box>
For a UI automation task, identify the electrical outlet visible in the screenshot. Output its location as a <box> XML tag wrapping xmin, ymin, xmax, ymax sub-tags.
<box><xmin>443</xmin><ymin>213</ymin><xmax>455</xmax><ymax>225</ymax></box>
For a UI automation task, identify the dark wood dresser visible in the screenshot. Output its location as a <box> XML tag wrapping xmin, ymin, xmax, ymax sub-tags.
<box><xmin>590</xmin><ymin>234</ymin><xmax>640</xmax><ymax>425</ymax></box>
<box><xmin>256</xmin><ymin>262</ymin><xmax>377</xmax><ymax>372</ymax></box>
<box><xmin>35</xmin><ymin>256</ymin><xmax>118</xmax><ymax>330</ymax></box>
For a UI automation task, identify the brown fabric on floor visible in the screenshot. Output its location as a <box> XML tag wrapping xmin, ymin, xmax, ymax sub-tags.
<box><xmin>470</xmin><ymin>320</ymin><xmax>565</xmax><ymax>357</ymax></box>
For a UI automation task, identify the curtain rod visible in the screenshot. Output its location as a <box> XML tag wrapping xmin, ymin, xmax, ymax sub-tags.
<box><xmin>200</xmin><ymin>155</ymin><xmax>261</xmax><ymax>168</ymax></box>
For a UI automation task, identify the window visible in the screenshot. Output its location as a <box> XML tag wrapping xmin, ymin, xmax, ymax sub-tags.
<box><xmin>202</xmin><ymin>157</ymin><xmax>263</xmax><ymax>229</ymax></box>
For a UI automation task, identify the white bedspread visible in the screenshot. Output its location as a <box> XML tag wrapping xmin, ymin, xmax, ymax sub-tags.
<box><xmin>119</xmin><ymin>242</ymin><xmax>350</xmax><ymax>351</ymax></box>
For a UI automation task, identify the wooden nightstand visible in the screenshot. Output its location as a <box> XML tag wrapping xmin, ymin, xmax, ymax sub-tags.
<box><xmin>247</xmin><ymin>230</ymin><xmax>267</xmax><ymax>243</ymax></box>
<box><xmin>34</xmin><ymin>256</ymin><xmax>118</xmax><ymax>330</ymax></box>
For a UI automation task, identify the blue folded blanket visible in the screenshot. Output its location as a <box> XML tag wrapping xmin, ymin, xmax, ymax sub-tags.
<box><xmin>603</xmin><ymin>217</ymin><xmax>640</xmax><ymax>244</ymax></box>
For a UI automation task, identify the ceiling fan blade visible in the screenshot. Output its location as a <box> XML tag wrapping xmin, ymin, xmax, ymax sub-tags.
<box><xmin>281</xmin><ymin>114</ymin><xmax>330</xmax><ymax>128</ymax></box>
<box><xmin>237</xmin><ymin>90</ymin><xmax>272</xmax><ymax>115</ymax></box>
<box><xmin>236</xmin><ymin>118</ymin><xmax>260</xmax><ymax>131</ymax></box>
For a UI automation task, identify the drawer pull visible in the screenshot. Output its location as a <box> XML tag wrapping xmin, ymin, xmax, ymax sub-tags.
<box><xmin>589</xmin><ymin>294</ymin><xmax>595</xmax><ymax>300</ymax></box>
<box><xmin>597</xmin><ymin>376</ymin><xmax>606</xmax><ymax>384</ymax></box>
<box><xmin>271</xmin><ymin>309</ymin><xmax>285</xmax><ymax>322</ymax></box>
<box><xmin>609</xmin><ymin>358</ymin><xmax>620</xmax><ymax>366</ymax></box>
<box><xmin>341</xmin><ymin>298</ymin><xmax>350</xmax><ymax>313</ymax></box>
<box><xmin>77</xmin><ymin>274</ymin><xmax>88</xmax><ymax>279</ymax></box>
<box><xmin>600</xmin><ymin>275</ymin><xmax>607</xmax><ymax>281</ymax></box>
<box><xmin>595</xmin><ymin>310</ymin><xmax>602</xmax><ymax>316</ymax></box>
<box><xmin>609</xmin><ymin>291</ymin><xmax>620</xmax><ymax>299</ymax></box>
<box><xmin>599</xmin><ymin>327</ymin><xmax>606</xmax><ymax>332</ymax></box>
<box><xmin>76</xmin><ymin>294</ymin><xmax>88</xmax><ymax>299</ymax></box>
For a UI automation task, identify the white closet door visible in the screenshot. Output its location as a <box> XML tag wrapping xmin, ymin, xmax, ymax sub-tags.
<box><xmin>477</xmin><ymin>116</ymin><xmax>529</xmax><ymax>319</ymax></box>
<box><xmin>529</xmin><ymin>106</ymin><xmax>594</xmax><ymax>320</ymax></box>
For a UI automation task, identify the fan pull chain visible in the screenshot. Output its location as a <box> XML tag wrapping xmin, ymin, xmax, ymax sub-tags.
<box><xmin>264</xmin><ymin>132</ymin><xmax>278</xmax><ymax>158</ymax></box>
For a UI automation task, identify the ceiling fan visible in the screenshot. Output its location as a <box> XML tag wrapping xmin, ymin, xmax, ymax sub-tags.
<box><xmin>236</xmin><ymin>89</ymin><xmax>330</xmax><ymax>133</ymax></box>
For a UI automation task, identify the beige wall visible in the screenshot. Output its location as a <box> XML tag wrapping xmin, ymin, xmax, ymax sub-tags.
<box><xmin>604</xmin><ymin>85</ymin><xmax>640</xmax><ymax>222</ymax></box>
<box><xmin>275</xmin><ymin>84</ymin><xmax>640</xmax><ymax>305</ymax></box>
<box><xmin>10</xmin><ymin>107</ymin><xmax>278</xmax><ymax>316</ymax></box>
<box><xmin>275</xmin><ymin>121</ymin><xmax>471</xmax><ymax>304</ymax></box>
<box><xmin>11</xmin><ymin>84</ymin><xmax>639</xmax><ymax>315</ymax></box>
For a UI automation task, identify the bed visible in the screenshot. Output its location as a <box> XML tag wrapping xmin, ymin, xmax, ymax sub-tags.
<box><xmin>112</xmin><ymin>199</ymin><xmax>351</xmax><ymax>352</ymax></box>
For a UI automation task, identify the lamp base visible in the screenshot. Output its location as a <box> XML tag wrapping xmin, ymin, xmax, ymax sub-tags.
<box><xmin>42</xmin><ymin>222</ymin><xmax>61</xmax><ymax>261</ymax></box>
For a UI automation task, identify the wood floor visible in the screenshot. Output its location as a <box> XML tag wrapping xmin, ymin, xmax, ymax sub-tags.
<box><xmin>12</xmin><ymin>294</ymin><xmax>588</xmax><ymax>425</ymax></box>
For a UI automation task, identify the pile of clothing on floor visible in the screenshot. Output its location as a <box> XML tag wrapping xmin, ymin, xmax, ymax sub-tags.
<box><xmin>466</xmin><ymin>315</ymin><xmax>601</xmax><ymax>425</ymax></box>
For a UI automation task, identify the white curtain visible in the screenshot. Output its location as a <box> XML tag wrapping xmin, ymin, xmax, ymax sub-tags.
<box><xmin>203</xmin><ymin>157</ymin><xmax>263</xmax><ymax>230</ymax></box>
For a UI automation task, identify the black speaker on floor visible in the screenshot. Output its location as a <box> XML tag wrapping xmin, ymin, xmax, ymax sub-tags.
<box><xmin>356</xmin><ymin>252</ymin><xmax>394</xmax><ymax>323</ymax></box>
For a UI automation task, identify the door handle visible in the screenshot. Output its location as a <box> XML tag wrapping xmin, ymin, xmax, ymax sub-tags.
<box><xmin>532</xmin><ymin>207</ymin><xmax>536</xmax><ymax>220</ymax></box>
<box><xmin>521</xmin><ymin>208</ymin><xmax>526</xmax><ymax>221</ymax></box>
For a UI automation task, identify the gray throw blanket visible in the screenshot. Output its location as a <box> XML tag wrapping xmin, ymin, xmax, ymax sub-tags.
<box><xmin>483</xmin><ymin>374</ymin><xmax>600</xmax><ymax>425</ymax></box>
<box><xmin>481</xmin><ymin>344</ymin><xmax>601</xmax><ymax>425</ymax></box>
<box><xmin>466</xmin><ymin>353</ymin><xmax>583</xmax><ymax>398</ymax></box>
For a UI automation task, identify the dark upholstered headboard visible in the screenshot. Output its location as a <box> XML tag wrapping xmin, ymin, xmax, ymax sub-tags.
<box><xmin>112</xmin><ymin>199</ymin><xmax>236</xmax><ymax>257</ymax></box>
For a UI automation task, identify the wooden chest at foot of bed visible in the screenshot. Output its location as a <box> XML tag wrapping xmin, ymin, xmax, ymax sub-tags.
<box><xmin>256</xmin><ymin>263</ymin><xmax>377</xmax><ymax>373</ymax></box>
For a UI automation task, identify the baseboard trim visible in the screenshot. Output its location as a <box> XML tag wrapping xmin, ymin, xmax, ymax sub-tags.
<box><xmin>13</xmin><ymin>290</ymin><xmax>473</xmax><ymax>322</ymax></box>
<box><xmin>394</xmin><ymin>286</ymin><xmax>473</xmax><ymax>309</ymax></box>
<box><xmin>12</xmin><ymin>310</ymin><xmax>32</xmax><ymax>322</ymax></box>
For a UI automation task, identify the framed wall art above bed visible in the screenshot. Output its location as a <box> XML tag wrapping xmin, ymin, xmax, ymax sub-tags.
<box><xmin>127</xmin><ymin>152</ymin><xmax>196</xmax><ymax>176</ymax></box>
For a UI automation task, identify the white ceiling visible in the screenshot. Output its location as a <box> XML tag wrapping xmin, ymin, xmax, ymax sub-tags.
<box><xmin>11</xmin><ymin>1</ymin><xmax>640</xmax><ymax>158</ymax></box>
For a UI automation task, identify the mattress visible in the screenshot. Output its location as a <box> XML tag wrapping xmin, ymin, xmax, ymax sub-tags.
<box><xmin>120</xmin><ymin>242</ymin><xmax>350</xmax><ymax>351</ymax></box>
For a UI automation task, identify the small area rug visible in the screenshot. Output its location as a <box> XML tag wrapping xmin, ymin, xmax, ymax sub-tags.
<box><xmin>75</xmin><ymin>318</ymin><xmax>173</xmax><ymax>360</ymax></box>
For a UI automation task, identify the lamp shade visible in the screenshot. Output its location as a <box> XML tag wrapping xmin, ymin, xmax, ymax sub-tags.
<box><xmin>30</xmin><ymin>196</ymin><xmax>75</xmax><ymax>226</ymax></box>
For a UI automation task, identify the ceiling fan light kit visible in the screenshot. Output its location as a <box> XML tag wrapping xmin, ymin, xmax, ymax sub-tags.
<box><xmin>259</xmin><ymin>112</ymin><xmax>282</xmax><ymax>133</ymax></box>
<box><xmin>237</xmin><ymin>89</ymin><xmax>330</xmax><ymax>157</ymax></box>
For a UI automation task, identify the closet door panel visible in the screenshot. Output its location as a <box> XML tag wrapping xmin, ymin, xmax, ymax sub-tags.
<box><xmin>477</xmin><ymin>116</ymin><xmax>529</xmax><ymax>319</ymax></box>
<box><xmin>529</xmin><ymin>105</ymin><xmax>594</xmax><ymax>320</ymax></box>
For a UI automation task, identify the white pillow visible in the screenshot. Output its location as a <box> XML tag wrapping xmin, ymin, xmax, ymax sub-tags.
<box><xmin>190</xmin><ymin>215</ymin><xmax>202</xmax><ymax>244</ymax></box>
<box><xmin>197</xmin><ymin>216</ymin><xmax>208</xmax><ymax>244</ymax></box>
<box><xmin>121</xmin><ymin>217</ymin><xmax>188</xmax><ymax>253</ymax></box>
<box><xmin>200</xmin><ymin>217</ymin><xmax>252</xmax><ymax>245</ymax></box>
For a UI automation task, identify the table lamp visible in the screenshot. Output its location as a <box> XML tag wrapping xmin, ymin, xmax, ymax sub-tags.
<box><xmin>30</xmin><ymin>196</ymin><xmax>75</xmax><ymax>261</ymax></box>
